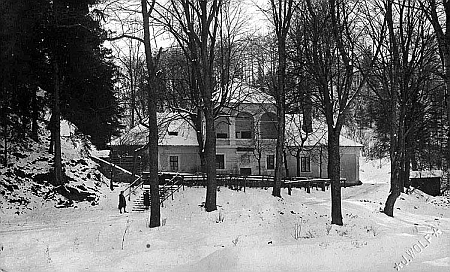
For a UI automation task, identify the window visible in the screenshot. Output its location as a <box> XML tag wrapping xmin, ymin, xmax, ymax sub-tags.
<box><xmin>236</xmin><ymin>131</ymin><xmax>253</xmax><ymax>139</ymax></box>
<box><xmin>301</xmin><ymin>156</ymin><xmax>311</xmax><ymax>172</ymax></box>
<box><xmin>236</xmin><ymin>112</ymin><xmax>253</xmax><ymax>139</ymax></box>
<box><xmin>237</xmin><ymin>147</ymin><xmax>254</xmax><ymax>152</ymax></box>
<box><xmin>260</xmin><ymin>112</ymin><xmax>277</xmax><ymax>139</ymax></box>
<box><xmin>267</xmin><ymin>155</ymin><xmax>275</xmax><ymax>170</ymax></box>
<box><xmin>240</xmin><ymin>131</ymin><xmax>252</xmax><ymax>139</ymax></box>
<box><xmin>216</xmin><ymin>154</ymin><xmax>225</xmax><ymax>169</ymax></box>
<box><xmin>168</xmin><ymin>131</ymin><xmax>178</xmax><ymax>136</ymax></box>
<box><xmin>240</xmin><ymin>168</ymin><xmax>252</xmax><ymax>176</ymax></box>
<box><xmin>217</xmin><ymin>133</ymin><xmax>228</xmax><ymax>138</ymax></box>
<box><xmin>169</xmin><ymin>156</ymin><xmax>179</xmax><ymax>172</ymax></box>
<box><xmin>215</xmin><ymin>116</ymin><xmax>230</xmax><ymax>139</ymax></box>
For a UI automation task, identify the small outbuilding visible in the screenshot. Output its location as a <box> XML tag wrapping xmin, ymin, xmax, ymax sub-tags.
<box><xmin>410</xmin><ymin>170</ymin><xmax>442</xmax><ymax>196</ymax></box>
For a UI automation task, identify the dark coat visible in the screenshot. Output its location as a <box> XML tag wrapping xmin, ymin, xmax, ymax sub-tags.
<box><xmin>118</xmin><ymin>193</ymin><xmax>126</xmax><ymax>208</ymax></box>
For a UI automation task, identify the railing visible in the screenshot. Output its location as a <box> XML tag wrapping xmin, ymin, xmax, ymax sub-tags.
<box><xmin>124</xmin><ymin>175</ymin><xmax>144</xmax><ymax>200</ymax></box>
<box><xmin>160</xmin><ymin>173</ymin><xmax>184</xmax><ymax>206</ymax></box>
<box><xmin>284</xmin><ymin>177</ymin><xmax>347</xmax><ymax>193</ymax></box>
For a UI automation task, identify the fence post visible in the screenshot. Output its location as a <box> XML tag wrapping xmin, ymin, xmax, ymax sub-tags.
<box><xmin>110</xmin><ymin>158</ymin><xmax>115</xmax><ymax>191</ymax></box>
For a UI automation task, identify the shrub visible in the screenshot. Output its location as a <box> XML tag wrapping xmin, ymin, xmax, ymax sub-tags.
<box><xmin>216</xmin><ymin>210</ymin><xmax>224</xmax><ymax>223</ymax></box>
<box><xmin>291</xmin><ymin>221</ymin><xmax>302</xmax><ymax>240</ymax></box>
<box><xmin>326</xmin><ymin>224</ymin><xmax>332</xmax><ymax>235</ymax></box>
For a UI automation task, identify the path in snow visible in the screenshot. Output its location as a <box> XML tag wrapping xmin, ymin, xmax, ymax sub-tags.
<box><xmin>1</xmin><ymin>165</ymin><xmax>450</xmax><ymax>272</ymax></box>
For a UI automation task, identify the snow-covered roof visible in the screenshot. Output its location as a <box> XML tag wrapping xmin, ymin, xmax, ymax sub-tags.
<box><xmin>410</xmin><ymin>170</ymin><xmax>443</xmax><ymax>179</ymax></box>
<box><xmin>110</xmin><ymin>112</ymin><xmax>198</xmax><ymax>146</ymax></box>
<box><xmin>113</xmin><ymin>112</ymin><xmax>362</xmax><ymax>148</ymax></box>
<box><xmin>285</xmin><ymin>114</ymin><xmax>363</xmax><ymax>147</ymax></box>
<box><xmin>160</xmin><ymin>118</ymin><xmax>198</xmax><ymax>146</ymax></box>
<box><xmin>215</xmin><ymin>81</ymin><xmax>274</xmax><ymax>105</ymax></box>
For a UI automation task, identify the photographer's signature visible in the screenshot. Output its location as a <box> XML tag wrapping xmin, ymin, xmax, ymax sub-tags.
<box><xmin>394</xmin><ymin>227</ymin><xmax>442</xmax><ymax>271</ymax></box>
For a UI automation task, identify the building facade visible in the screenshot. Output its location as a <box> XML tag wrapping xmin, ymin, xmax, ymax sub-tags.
<box><xmin>112</xmin><ymin>96</ymin><xmax>363</xmax><ymax>184</ymax></box>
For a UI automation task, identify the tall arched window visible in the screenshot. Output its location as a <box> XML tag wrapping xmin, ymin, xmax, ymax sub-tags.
<box><xmin>260</xmin><ymin>112</ymin><xmax>277</xmax><ymax>139</ymax></box>
<box><xmin>235</xmin><ymin>112</ymin><xmax>253</xmax><ymax>139</ymax></box>
<box><xmin>215</xmin><ymin>116</ymin><xmax>230</xmax><ymax>138</ymax></box>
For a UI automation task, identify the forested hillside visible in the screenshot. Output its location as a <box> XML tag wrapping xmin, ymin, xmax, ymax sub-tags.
<box><xmin>0</xmin><ymin>120</ymin><xmax>108</xmax><ymax>216</ymax></box>
<box><xmin>0</xmin><ymin>0</ymin><xmax>123</xmax><ymax>186</ymax></box>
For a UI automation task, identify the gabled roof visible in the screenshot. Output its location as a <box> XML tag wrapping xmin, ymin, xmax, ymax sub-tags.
<box><xmin>113</xmin><ymin>112</ymin><xmax>363</xmax><ymax>148</ymax></box>
<box><xmin>285</xmin><ymin>114</ymin><xmax>363</xmax><ymax>147</ymax></box>
<box><xmin>214</xmin><ymin>81</ymin><xmax>274</xmax><ymax>106</ymax></box>
<box><xmin>111</xmin><ymin>112</ymin><xmax>198</xmax><ymax>146</ymax></box>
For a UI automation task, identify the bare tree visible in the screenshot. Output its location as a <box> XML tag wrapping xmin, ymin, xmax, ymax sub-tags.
<box><xmin>285</xmin><ymin>114</ymin><xmax>322</xmax><ymax>176</ymax></box>
<box><xmin>102</xmin><ymin>0</ymin><xmax>158</xmax><ymax>130</ymax></box>
<box><xmin>289</xmin><ymin>0</ymin><xmax>385</xmax><ymax>224</ymax></box>
<box><xmin>364</xmin><ymin>0</ymin><xmax>439</xmax><ymax>216</ymax></box>
<box><xmin>421</xmin><ymin>0</ymin><xmax>450</xmax><ymax>175</ymax></box>
<box><xmin>261</xmin><ymin>0</ymin><xmax>298</xmax><ymax>197</ymax></box>
<box><xmin>111</xmin><ymin>39</ymin><xmax>146</xmax><ymax>130</ymax></box>
<box><xmin>102</xmin><ymin>0</ymin><xmax>162</xmax><ymax>227</ymax></box>
<box><xmin>140</xmin><ymin>0</ymin><xmax>161</xmax><ymax>227</ymax></box>
<box><xmin>152</xmin><ymin>0</ymin><xmax>223</xmax><ymax>212</ymax></box>
<box><xmin>157</xmin><ymin>0</ymin><xmax>250</xmax><ymax>175</ymax></box>
<box><xmin>49</xmin><ymin>0</ymin><xmax>66</xmax><ymax>186</ymax></box>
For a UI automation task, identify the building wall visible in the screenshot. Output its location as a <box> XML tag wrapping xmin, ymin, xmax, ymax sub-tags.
<box><xmin>215</xmin><ymin>146</ymin><xmax>277</xmax><ymax>176</ymax></box>
<box><xmin>118</xmin><ymin>142</ymin><xmax>361</xmax><ymax>183</ymax></box>
<box><xmin>116</xmin><ymin>102</ymin><xmax>361</xmax><ymax>183</ymax></box>
<box><xmin>284</xmin><ymin>146</ymin><xmax>361</xmax><ymax>183</ymax></box>
<box><xmin>159</xmin><ymin>143</ymin><xmax>361</xmax><ymax>183</ymax></box>
<box><xmin>158</xmin><ymin>146</ymin><xmax>201</xmax><ymax>173</ymax></box>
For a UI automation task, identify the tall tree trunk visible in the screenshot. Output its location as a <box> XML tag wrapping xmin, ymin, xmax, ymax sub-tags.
<box><xmin>268</xmin><ymin>0</ymin><xmax>295</xmax><ymax>197</ymax></box>
<box><xmin>31</xmin><ymin>86</ymin><xmax>39</xmax><ymax>142</ymax></box>
<box><xmin>383</xmin><ymin>0</ymin><xmax>401</xmax><ymax>217</ymax></box>
<box><xmin>198</xmin><ymin>0</ymin><xmax>219</xmax><ymax>212</ymax></box>
<box><xmin>384</xmin><ymin>100</ymin><xmax>402</xmax><ymax>216</ymax></box>
<box><xmin>131</xmin><ymin>78</ymin><xmax>135</xmax><ymax>129</ymax></box>
<box><xmin>403</xmin><ymin>133</ymin><xmax>413</xmax><ymax>190</ymax></box>
<box><xmin>141</xmin><ymin>0</ymin><xmax>160</xmax><ymax>228</ymax></box>
<box><xmin>399</xmin><ymin>126</ymin><xmax>406</xmax><ymax>194</ymax></box>
<box><xmin>319</xmin><ymin>145</ymin><xmax>323</xmax><ymax>178</ymax></box>
<box><xmin>3</xmin><ymin>123</ymin><xmax>7</xmax><ymax>167</ymax></box>
<box><xmin>53</xmin><ymin>60</ymin><xmax>63</xmax><ymax>186</ymax></box>
<box><xmin>193</xmin><ymin>109</ymin><xmax>206</xmax><ymax>173</ymax></box>
<box><xmin>296</xmin><ymin>150</ymin><xmax>300</xmax><ymax>177</ymax></box>
<box><xmin>439</xmin><ymin>1</ymin><xmax>450</xmax><ymax>172</ymax></box>
<box><xmin>273</xmin><ymin>38</ymin><xmax>287</xmax><ymax>198</ymax></box>
<box><xmin>329</xmin><ymin>129</ymin><xmax>343</xmax><ymax>225</ymax></box>
<box><xmin>411</xmin><ymin>150</ymin><xmax>418</xmax><ymax>171</ymax></box>
<box><xmin>384</xmin><ymin>147</ymin><xmax>402</xmax><ymax>216</ymax></box>
<box><xmin>204</xmin><ymin>102</ymin><xmax>217</xmax><ymax>212</ymax></box>
<box><xmin>48</xmin><ymin>113</ymin><xmax>55</xmax><ymax>154</ymax></box>
<box><xmin>445</xmin><ymin>54</ymin><xmax>450</xmax><ymax>170</ymax></box>
<box><xmin>273</xmin><ymin>106</ymin><xmax>285</xmax><ymax>197</ymax></box>
<box><xmin>283</xmin><ymin>150</ymin><xmax>289</xmax><ymax>177</ymax></box>
<box><xmin>404</xmin><ymin>148</ymin><xmax>411</xmax><ymax>190</ymax></box>
<box><xmin>384</xmin><ymin>110</ymin><xmax>404</xmax><ymax>216</ymax></box>
<box><xmin>258</xmin><ymin>156</ymin><xmax>261</xmax><ymax>175</ymax></box>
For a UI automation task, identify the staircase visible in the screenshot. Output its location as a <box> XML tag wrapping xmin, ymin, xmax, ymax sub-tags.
<box><xmin>131</xmin><ymin>191</ymin><xmax>149</xmax><ymax>212</ymax></box>
<box><xmin>131</xmin><ymin>175</ymin><xmax>184</xmax><ymax>212</ymax></box>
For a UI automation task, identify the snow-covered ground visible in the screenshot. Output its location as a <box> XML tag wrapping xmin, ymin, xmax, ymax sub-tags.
<box><xmin>1</xmin><ymin>154</ymin><xmax>450</xmax><ymax>271</ymax></box>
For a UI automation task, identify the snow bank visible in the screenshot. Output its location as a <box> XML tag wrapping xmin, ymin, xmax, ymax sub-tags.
<box><xmin>0</xmin><ymin>123</ymin><xmax>109</xmax><ymax>217</ymax></box>
<box><xmin>359</xmin><ymin>156</ymin><xmax>391</xmax><ymax>184</ymax></box>
<box><xmin>1</xmin><ymin>182</ymin><xmax>449</xmax><ymax>272</ymax></box>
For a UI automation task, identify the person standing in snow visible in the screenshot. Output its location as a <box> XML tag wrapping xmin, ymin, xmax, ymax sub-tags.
<box><xmin>118</xmin><ymin>191</ymin><xmax>127</xmax><ymax>213</ymax></box>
